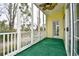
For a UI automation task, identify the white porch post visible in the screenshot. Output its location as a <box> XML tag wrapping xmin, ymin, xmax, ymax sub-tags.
<box><xmin>42</xmin><ymin>13</ymin><xmax>45</xmax><ymax>38</ymax></box>
<box><xmin>43</xmin><ymin>14</ymin><xmax>44</xmax><ymax>31</ymax></box>
<box><xmin>44</xmin><ymin>14</ymin><xmax>46</xmax><ymax>37</ymax></box>
<box><xmin>17</xmin><ymin>4</ymin><xmax>21</xmax><ymax>50</ymax></box>
<box><xmin>31</xmin><ymin>3</ymin><xmax>34</xmax><ymax>44</ymax></box>
<box><xmin>38</xmin><ymin>8</ymin><xmax>40</xmax><ymax>40</ymax></box>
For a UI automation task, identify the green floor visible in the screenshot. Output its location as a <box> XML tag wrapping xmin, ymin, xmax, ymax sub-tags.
<box><xmin>16</xmin><ymin>38</ymin><xmax>67</xmax><ymax>56</ymax></box>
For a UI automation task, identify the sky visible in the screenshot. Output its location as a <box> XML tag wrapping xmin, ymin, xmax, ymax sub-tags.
<box><xmin>0</xmin><ymin>4</ymin><xmax>7</xmax><ymax>20</ymax></box>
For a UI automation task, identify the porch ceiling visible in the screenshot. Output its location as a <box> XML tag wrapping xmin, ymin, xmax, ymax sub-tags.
<box><xmin>35</xmin><ymin>3</ymin><xmax>65</xmax><ymax>15</ymax></box>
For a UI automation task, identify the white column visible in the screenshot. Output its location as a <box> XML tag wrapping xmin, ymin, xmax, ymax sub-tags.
<box><xmin>38</xmin><ymin>9</ymin><xmax>40</xmax><ymax>40</ymax></box>
<box><xmin>44</xmin><ymin>14</ymin><xmax>46</xmax><ymax>37</ymax></box>
<box><xmin>43</xmin><ymin>14</ymin><xmax>44</xmax><ymax>31</ymax></box>
<box><xmin>17</xmin><ymin>3</ymin><xmax>21</xmax><ymax>50</ymax></box>
<box><xmin>31</xmin><ymin>3</ymin><xmax>34</xmax><ymax>44</ymax></box>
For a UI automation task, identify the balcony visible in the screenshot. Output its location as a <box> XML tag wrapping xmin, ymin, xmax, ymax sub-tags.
<box><xmin>0</xmin><ymin>3</ymin><xmax>79</xmax><ymax>56</ymax></box>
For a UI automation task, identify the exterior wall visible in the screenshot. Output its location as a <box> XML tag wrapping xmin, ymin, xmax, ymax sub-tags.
<box><xmin>46</xmin><ymin>9</ymin><xmax>65</xmax><ymax>39</ymax></box>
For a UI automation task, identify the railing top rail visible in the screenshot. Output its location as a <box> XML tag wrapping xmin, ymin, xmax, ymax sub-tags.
<box><xmin>21</xmin><ymin>31</ymin><xmax>31</xmax><ymax>33</ymax></box>
<box><xmin>0</xmin><ymin>32</ymin><xmax>17</xmax><ymax>35</ymax></box>
<box><xmin>0</xmin><ymin>31</ymin><xmax>31</xmax><ymax>35</ymax></box>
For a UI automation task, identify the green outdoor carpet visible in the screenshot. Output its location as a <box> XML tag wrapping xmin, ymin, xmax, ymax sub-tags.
<box><xmin>16</xmin><ymin>38</ymin><xmax>67</xmax><ymax>56</ymax></box>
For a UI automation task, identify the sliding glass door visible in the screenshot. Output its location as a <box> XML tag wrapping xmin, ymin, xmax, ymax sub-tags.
<box><xmin>74</xmin><ymin>3</ymin><xmax>79</xmax><ymax>56</ymax></box>
<box><xmin>70</xmin><ymin>3</ymin><xmax>79</xmax><ymax>56</ymax></box>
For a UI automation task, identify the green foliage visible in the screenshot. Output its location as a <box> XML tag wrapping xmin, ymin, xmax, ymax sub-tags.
<box><xmin>0</xmin><ymin>20</ymin><xmax>16</xmax><ymax>42</ymax></box>
<box><xmin>0</xmin><ymin>20</ymin><xmax>16</xmax><ymax>33</ymax></box>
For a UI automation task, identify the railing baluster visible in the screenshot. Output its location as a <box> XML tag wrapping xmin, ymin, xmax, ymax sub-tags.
<box><xmin>14</xmin><ymin>33</ymin><xmax>16</xmax><ymax>51</ymax></box>
<box><xmin>3</xmin><ymin>34</ymin><xmax>5</xmax><ymax>56</ymax></box>
<box><xmin>11</xmin><ymin>34</ymin><xmax>13</xmax><ymax>52</ymax></box>
<box><xmin>1</xmin><ymin>32</ymin><xmax>18</xmax><ymax>55</ymax></box>
<box><xmin>7</xmin><ymin>34</ymin><xmax>9</xmax><ymax>54</ymax></box>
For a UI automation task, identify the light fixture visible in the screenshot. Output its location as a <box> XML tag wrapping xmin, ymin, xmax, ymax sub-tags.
<box><xmin>39</xmin><ymin>3</ymin><xmax>57</xmax><ymax>11</ymax></box>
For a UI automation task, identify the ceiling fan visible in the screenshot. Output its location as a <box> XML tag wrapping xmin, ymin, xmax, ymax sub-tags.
<box><xmin>39</xmin><ymin>3</ymin><xmax>57</xmax><ymax>11</ymax></box>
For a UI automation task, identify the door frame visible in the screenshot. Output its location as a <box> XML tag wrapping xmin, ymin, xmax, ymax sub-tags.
<box><xmin>52</xmin><ymin>20</ymin><xmax>60</xmax><ymax>38</ymax></box>
<box><xmin>65</xmin><ymin>3</ymin><xmax>76</xmax><ymax>56</ymax></box>
<box><xmin>65</xmin><ymin>4</ymin><xmax>70</xmax><ymax>56</ymax></box>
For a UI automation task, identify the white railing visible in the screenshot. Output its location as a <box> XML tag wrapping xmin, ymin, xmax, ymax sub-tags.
<box><xmin>0</xmin><ymin>32</ymin><xmax>30</xmax><ymax>56</ymax></box>
<box><xmin>0</xmin><ymin>32</ymin><xmax>17</xmax><ymax>56</ymax></box>
<box><xmin>0</xmin><ymin>30</ymin><xmax>46</xmax><ymax>56</ymax></box>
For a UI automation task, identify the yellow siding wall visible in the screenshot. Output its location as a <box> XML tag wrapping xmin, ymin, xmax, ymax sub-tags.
<box><xmin>46</xmin><ymin>10</ymin><xmax>65</xmax><ymax>39</ymax></box>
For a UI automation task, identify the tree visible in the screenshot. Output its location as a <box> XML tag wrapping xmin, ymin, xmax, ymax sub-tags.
<box><xmin>0</xmin><ymin>3</ymin><xmax>18</xmax><ymax>29</ymax></box>
<box><xmin>0</xmin><ymin>3</ymin><xmax>31</xmax><ymax>30</ymax></box>
<box><xmin>9</xmin><ymin>3</ymin><xmax>18</xmax><ymax>29</ymax></box>
<box><xmin>7</xmin><ymin>3</ymin><xmax>18</xmax><ymax>29</ymax></box>
<box><xmin>0</xmin><ymin>20</ymin><xmax>7</xmax><ymax>32</ymax></box>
